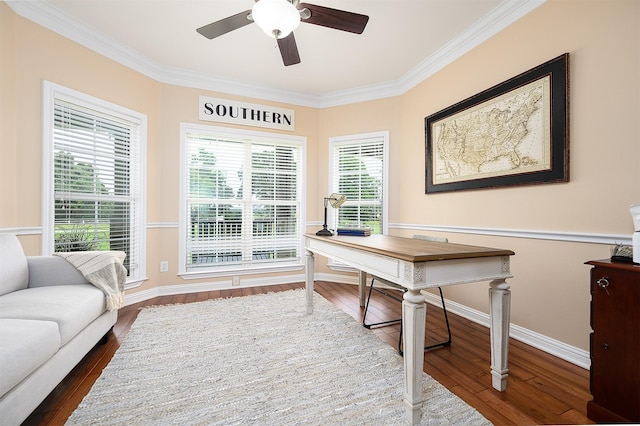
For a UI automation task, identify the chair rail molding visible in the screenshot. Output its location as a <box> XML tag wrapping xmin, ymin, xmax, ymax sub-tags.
<box><xmin>0</xmin><ymin>227</ymin><xmax>42</xmax><ymax>235</ymax></box>
<box><xmin>3</xmin><ymin>224</ymin><xmax>630</xmax><ymax>246</ymax></box>
<box><xmin>391</xmin><ymin>223</ymin><xmax>632</xmax><ymax>246</ymax></box>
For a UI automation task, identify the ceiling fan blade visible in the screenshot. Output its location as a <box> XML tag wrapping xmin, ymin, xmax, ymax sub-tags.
<box><xmin>196</xmin><ymin>9</ymin><xmax>253</xmax><ymax>39</ymax></box>
<box><xmin>299</xmin><ymin>3</ymin><xmax>369</xmax><ymax>34</ymax></box>
<box><xmin>277</xmin><ymin>33</ymin><xmax>301</xmax><ymax>66</ymax></box>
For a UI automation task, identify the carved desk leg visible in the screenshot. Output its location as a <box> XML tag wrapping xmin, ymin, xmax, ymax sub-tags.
<box><xmin>305</xmin><ymin>249</ymin><xmax>315</xmax><ymax>314</ymax></box>
<box><xmin>403</xmin><ymin>289</ymin><xmax>427</xmax><ymax>424</ymax></box>
<box><xmin>489</xmin><ymin>278</ymin><xmax>511</xmax><ymax>391</ymax></box>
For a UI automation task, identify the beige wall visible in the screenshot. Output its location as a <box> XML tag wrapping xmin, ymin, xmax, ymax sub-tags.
<box><xmin>1</xmin><ymin>0</ymin><xmax>638</xmax><ymax>355</ymax></box>
<box><xmin>391</xmin><ymin>0</ymin><xmax>640</xmax><ymax>351</ymax></box>
<box><xmin>0</xmin><ymin>2</ymin><xmax>16</xmax><ymax>233</ymax></box>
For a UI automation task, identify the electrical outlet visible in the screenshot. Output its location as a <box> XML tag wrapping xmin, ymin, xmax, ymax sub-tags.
<box><xmin>160</xmin><ymin>261</ymin><xmax>169</xmax><ymax>272</ymax></box>
<box><xmin>232</xmin><ymin>276</ymin><xmax>240</xmax><ymax>286</ymax></box>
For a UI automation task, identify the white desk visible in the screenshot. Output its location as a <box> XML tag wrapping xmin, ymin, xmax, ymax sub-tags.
<box><xmin>304</xmin><ymin>234</ymin><xmax>514</xmax><ymax>425</ymax></box>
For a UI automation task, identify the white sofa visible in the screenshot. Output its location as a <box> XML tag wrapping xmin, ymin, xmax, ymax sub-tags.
<box><xmin>0</xmin><ymin>234</ymin><xmax>119</xmax><ymax>425</ymax></box>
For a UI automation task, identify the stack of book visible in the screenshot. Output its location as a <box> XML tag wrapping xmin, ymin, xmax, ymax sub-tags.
<box><xmin>336</xmin><ymin>227</ymin><xmax>371</xmax><ymax>236</ymax></box>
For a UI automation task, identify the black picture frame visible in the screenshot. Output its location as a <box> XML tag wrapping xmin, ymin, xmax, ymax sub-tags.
<box><xmin>425</xmin><ymin>53</ymin><xmax>569</xmax><ymax>194</ymax></box>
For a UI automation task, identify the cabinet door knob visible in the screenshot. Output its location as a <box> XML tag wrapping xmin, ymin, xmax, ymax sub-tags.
<box><xmin>596</xmin><ymin>277</ymin><xmax>610</xmax><ymax>295</ymax></box>
<box><xmin>603</xmin><ymin>343</ymin><xmax>609</xmax><ymax>350</ymax></box>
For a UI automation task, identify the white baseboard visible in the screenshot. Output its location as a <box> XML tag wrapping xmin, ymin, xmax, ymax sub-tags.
<box><xmin>124</xmin><ymin>272</ymin><xmax>354</xmax><ymax>305</ymax></box>
<box><xmin>421</xmin><ymin>291</ymin><xmax>590</xmax><ymax>369</ymax></box>
<box><xmin>124</xmin><ymin>273</ymin><xmax>308</xmax><ymax>306</ymax></box>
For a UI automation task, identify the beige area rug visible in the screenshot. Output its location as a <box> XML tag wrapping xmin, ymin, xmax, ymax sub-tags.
<box><xmin>67</xmin><ymin>290</ymin><xmax>491</xmax><ymax>425</ymax></box>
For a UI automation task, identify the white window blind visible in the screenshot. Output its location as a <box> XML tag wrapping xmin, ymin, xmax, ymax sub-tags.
<box><xmin>45</xmin><ymin>84</ymin><xmax>145</xmax><ymax>282</ymax></box>
<box><xmin>330</xmin><ymin>132</ymin><xmax>387</xmax><ymax>234</ymax></box>
<box><xmin>182</xmin><ymin>125</ymin><xmax>304</xmax><ymax>273</ymax></box>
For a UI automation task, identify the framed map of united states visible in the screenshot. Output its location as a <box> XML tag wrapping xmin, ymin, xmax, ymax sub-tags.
<box><xmin>425</xmin><ymin>53</ymin><xmax>569</xmax><ymax>194</ymax></box>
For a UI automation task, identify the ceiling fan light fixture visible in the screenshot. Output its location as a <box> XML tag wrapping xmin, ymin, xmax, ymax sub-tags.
<box><xmin>252</xmin><ymin>0</ymin><xmax>301</xmax><ymax>39</ymax></box>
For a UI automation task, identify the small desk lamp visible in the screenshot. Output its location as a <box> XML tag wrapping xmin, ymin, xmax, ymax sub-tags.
<box><xmin>316</xmin><ymin>193</ymin><xmax>346</xmax><ymax>236</ymax></box>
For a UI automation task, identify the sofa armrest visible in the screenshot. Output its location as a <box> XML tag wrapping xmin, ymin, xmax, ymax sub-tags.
<box><xmin>27</xmin><ymin>256</ymin><xmax>90</xmax><ymax>288</ymax></box>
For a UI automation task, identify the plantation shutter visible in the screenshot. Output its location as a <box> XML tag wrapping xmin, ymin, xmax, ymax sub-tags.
<box><xmin>53</xmin><ymin>99</ymin><xmax>140</xmax><ymax>275</ymax></box>
<box><xmin>331</xmin><ymin>136</ymin><xmax>385</xmax><ymax>234</ymax></box>
<box><xmin>185</xmin><ymin>129</ymin><xmax>302</xmax><ymax>271</ymax></box>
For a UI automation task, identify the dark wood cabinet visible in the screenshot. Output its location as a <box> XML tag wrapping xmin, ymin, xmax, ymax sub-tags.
<box><xmin>586</xmin><ymin>260</ymin><xmax>640</xmax><ymax>423</ymax></box>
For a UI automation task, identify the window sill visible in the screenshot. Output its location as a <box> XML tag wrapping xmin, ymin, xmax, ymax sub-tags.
<box><xmin>125</xmin><ymin>277</ymin><xmax>147</xmax><ymax>290</ymax></box>
<box><xmin>179</xmin><ymin>262</ymin><xmax>304</xmax><ymax>280</ymax></box>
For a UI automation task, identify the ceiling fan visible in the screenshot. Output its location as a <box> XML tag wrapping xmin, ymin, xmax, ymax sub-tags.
<box><xmin>196</xmin><ymin>0</ymin><xmax>369</xmax><ymax>66</ymax></box>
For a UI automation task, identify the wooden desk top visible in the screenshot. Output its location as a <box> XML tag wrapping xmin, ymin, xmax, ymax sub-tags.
<box><xmin>305</xmin><ymin>234</ymin><xmax>514</xmax><ymax>263</ymax></box>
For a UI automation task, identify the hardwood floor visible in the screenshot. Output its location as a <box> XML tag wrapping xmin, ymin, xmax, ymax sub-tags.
<box><xmin>24</xmin><ymin>282</ymin><xmax>593</xmax><ymax>425</ymax></box>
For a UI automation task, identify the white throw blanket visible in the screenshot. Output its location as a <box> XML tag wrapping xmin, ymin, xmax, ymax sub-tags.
<box><xmin>55</xmin><ymin>251</ymin><xmax>127</xmax><ymax>311</ymax></box>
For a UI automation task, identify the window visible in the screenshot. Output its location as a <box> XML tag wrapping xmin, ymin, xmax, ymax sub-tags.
<box><xmin>329</xmin><ymin>131</ymin><xmax>388</xmax><ymax>235</ymax></box>
<box><xmin>180</xmin><ymin>123</ymin><xmax>306</xmax><ymax>276</ymax></box>
<box><xmin>42</xmin><ymin>81</ymin><xmax>147</xmax><ymax>286</ymax></box>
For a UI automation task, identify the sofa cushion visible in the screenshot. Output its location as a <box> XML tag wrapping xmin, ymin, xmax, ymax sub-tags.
<box><xmin>27</xmin><ymin>256</ymin><xmax>89</xmax><ymax>287</ymax></box>
<box><xmin>0</xmin><ymin>318</ymin><xmax>61</xmax><ymax>397</ymax></box>
<box><xmin>0</xmin><ymin>234</ymin><xmax>29</xmax><ymax>296</ymax></box>
<box><xmin>0</xmin><ymin>285</ymin><xmax>106</xmax><ymax>345</ymax></box>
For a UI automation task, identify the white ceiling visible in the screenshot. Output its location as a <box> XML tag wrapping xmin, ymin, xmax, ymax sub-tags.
<box><xmin>6</xmin><ymin>0</ymin><xmax>544</xmax><ymax>107</ymax></box>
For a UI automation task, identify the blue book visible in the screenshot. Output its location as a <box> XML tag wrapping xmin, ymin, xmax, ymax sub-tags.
<box><xmin>337</xmin><ymin>228</ymin><xmax>371</xmax><ymax>236</ymax></box>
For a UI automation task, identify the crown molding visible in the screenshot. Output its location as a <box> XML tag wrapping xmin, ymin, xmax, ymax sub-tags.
<box><xmin>5</xmin><ymin>0</ymin><xmax>545</xmax><ymax>108</ymax></box>
<box><xmin>397</xmin><ymin>0</ymin><xmax>546</xmax><ymax>96</ymax></box>
<box><xmin>5</xmin><ymin>0</ymin><xmax>165</xmax><ymax>80</ymax></box>
<box><xmin>158</xmin><ymin>65</ymin><xmax>322</xmax><ymax>107</ymax></box>
<box><xmin>287</xmin><ymin>0</ymin><xmax>548</xmax><ymax>108</ymax></box>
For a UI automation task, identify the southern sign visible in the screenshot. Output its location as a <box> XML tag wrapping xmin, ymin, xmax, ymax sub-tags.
<box><xmin>199</xmin><ymin>96</ymin><xmax>295</xmax><ymax>131</ymax></box>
